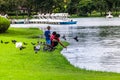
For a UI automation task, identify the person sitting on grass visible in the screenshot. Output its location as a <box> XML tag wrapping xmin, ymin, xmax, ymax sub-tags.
<box><xmin>43</xmin><ymin>32</ymin><xmax>67</xmax><ymax>51</ymax></box>
<box><xmin>51</xmin><ymin>33</ymin><xmax>67</xmax><ymax>49</ymax></box>
<box><xmin>43</xmin><ymin>31</ymin><xmax>56</xmax><ymax>51</ymax></box>
<box><xmin>50</xmin><ymin>31</ymin><xmax>57</xmax><ymax>42</ymax></box>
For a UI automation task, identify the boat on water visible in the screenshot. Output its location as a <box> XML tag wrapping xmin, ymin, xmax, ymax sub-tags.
<box><xmin>11</xmin><ymin>13</ymin><xmax>77</xmax><ymax>25</ymax></box>
<box><xmin>106</xmin><ymin>11</ymin><xmax>113</xmax><ymax>18</ymax></box>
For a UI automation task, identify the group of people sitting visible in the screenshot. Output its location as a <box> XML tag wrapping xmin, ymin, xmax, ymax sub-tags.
<box><xmin>44</xmin><ymin>26</ymin><xmax>67</xmax><ymax>51</ymax></box>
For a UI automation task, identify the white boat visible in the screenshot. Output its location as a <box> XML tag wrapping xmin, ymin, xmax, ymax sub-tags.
<box><xmin>118</xmin><ymin>15</ymin><xmax>120</xmax><ymax>18</ymax></box>
<box><xmin>11</xmin><ymin>13</ymin><xmax>77</xmax><ymax>25</ymax></box>
<box><xmin>106</xmin><ymin>11</ymin><xmax>113</xmax><ymax>18</ymax></box>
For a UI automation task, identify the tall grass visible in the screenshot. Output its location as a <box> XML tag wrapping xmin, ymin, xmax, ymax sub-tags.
<box><xmin>0</xmin><ymin>27</ymin><xmax>120</xmax><ymax>80</ymax></box>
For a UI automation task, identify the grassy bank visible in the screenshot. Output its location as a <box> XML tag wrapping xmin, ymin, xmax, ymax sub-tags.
<box><xmin>0</xmin><ymin>27</ymin><xmax>120</xmax><ymax>80</ymax></box>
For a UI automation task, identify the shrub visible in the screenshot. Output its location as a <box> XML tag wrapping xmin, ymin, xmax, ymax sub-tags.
<box><xmin>0</xmin><ymin>16</ymin><xmax>10</xmax><ymax>33</ymax></box>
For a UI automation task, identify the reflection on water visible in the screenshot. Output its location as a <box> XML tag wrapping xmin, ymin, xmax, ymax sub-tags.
<box><xmin>11</xmin><ymin>18</ymin><xmax>120</xmax><ymax>73</ymax></box>
<box><xmin>61</xmin><ymin>26</ymin><xmax>120</xmax><ymax>73</ymax></box>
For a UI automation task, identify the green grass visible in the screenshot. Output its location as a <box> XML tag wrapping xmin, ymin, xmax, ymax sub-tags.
<box><xmin>0</xmin><ymin>27</ymin><xmax>120</xmax><ymax>80</ymax></box>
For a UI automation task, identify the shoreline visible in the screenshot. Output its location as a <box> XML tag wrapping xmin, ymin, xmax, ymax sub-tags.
<box><xmin>10</xmin><ymin>25</ymin><xmax>119</xmax><ymax>74</ymax></box>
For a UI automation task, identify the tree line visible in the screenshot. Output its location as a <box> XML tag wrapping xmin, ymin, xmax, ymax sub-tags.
<box><xmin>0</xmin><ymin>0</ymin><xmax>120</xmax><ymax>17</ymax></box>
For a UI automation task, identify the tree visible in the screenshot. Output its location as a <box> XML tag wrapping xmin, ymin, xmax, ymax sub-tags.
<box><xmin>67</xmin><ymin>0</ymin><xmax>79</xmax><ymax>14</ymax></box>
<box><xmin>78</xmin><ymin>0</ymin><xmax>95</xmax><ymax>16</ymax></box>
<box><xmin>0</xmin><ymin>0</ymin><xmax>9</xmax><ymax>14</ymax></box>
<box><xmin>92</xmin><ymin>0</ymin><xmax>106</xmax><ymax>16</ymax></box>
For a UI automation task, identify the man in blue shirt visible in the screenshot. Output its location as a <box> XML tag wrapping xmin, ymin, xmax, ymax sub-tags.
<box><xmin>44</xmin><ymin>26</ymin><xmax>51</xmax><ymax>45</ymax></box>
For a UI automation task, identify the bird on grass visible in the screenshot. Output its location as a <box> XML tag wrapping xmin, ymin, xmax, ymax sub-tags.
<box><xmin>31</xmin><ymin>42</ymin><xmax>36</xmax><ymax>45</ymax></box>
<box><xmin>4</xmin><ymin>42</ymin><xmax>9</xmax><ymax>44</ymax></box>
<box><xmin>42</xmin><ymin>42</ymin><xmax>49</xmax><ymax>51</ymax></box>
<box><xmin>34</xmin><ymin>42</ymin><xmax>41</xmax><ymax>53</ymax></box>
<box><xmin>1</xmin><ymin>40</ymin><xmax>3</xmax><ymax>43</ymax></box>
<box><xmin>15</xmin><ymin>42</ymin><xmax>26</xmax><ymax>50</ymax></box>
<box><xmin>23</xmin><ymin>42</ymin><xmax>28</xmax><ymax>45</ymax></box>
<box><xmin>11</xmin><ymin>40</ymin><xmax>17</xmax><ymax>44</ymax></box>
<box><xmin>42</xmin><ymin>42</ymin><xmax>54</xmax><ymax>51</ymax></box>
<box><xmin>20</xmin><ymin>46</ymin><xmax>26</xmax><ymax>50</ymax></box>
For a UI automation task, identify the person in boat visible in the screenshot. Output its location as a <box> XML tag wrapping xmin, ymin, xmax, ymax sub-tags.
<box><xmin>44</xmin><ymin>26</ymin><xmax>51</xmax><ymax>45</ymax></box>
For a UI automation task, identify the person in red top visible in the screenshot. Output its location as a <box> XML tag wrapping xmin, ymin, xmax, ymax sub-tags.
<box><xmin>51</xmin><ymin>33</ymin><xmax>67</xmax><ymax>48</ymax></box>
<box><xmin>50</xmin><ymin>31</ymin><xmax>56</xmax><ymax>41</ymax></box>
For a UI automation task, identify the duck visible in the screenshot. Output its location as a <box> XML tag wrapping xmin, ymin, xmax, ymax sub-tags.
<box><xmin>106</xmin><ymin>11</ymin><xmax>113</xmax><ymax>18</ymax></box>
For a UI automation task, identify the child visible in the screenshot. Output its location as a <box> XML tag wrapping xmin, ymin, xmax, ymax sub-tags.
<box><xmin>50</xmin><ymin>31</ymin><xmax>57</xmax><ymax>42</ymax></box>
<box><xmin>51</xmin><ymin>34</ymin><xmax>66</xmax><ymax>48</ymax></box>
<box><xmin>44</xmin><ymin>26</ymin><xmax>51</xmax><ymax>45</ymax></box>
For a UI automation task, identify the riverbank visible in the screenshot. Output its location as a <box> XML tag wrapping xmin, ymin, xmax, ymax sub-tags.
<box><xmin>0</xmin><ymin>27</ymin><xmax>120</xmax><ymax>80</ymax></box>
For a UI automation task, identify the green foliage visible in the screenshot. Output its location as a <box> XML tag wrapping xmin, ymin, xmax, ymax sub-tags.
<box><xmin>78</xmin><ymin>0</ymin><xmax>95</xmax><ymax>16</ymax></box>
<box><xmin>67</xmin><ymin>0</ymin><xmax>79</xmax><ymax>14</ymax></box>
<box><xmin>1</xmin><ymin>0</ymin><xmax>120</xmax><ymax>17</ymax></box>
<box><xmin>0</xmin><ymin>17</ymin><xmax>10</xmax><ymax>33</ymax></box>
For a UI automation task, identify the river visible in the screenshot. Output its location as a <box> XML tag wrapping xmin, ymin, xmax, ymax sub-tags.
<box><xmin>11</xmin><ymin>17</ymin><xmax>120</xmax><ymax>73</ymax></box>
